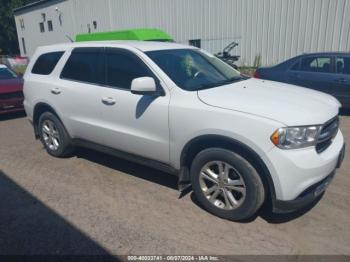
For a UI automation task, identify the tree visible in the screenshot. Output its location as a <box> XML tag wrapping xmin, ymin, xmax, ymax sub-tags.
<box><xmin>0</xmin><ymin>0</ymin><xmax>36</xmax><ymax>55</ymax></box>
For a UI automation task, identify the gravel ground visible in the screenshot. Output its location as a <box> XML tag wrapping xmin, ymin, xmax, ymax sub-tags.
<box><xmin>0</xmin><ymin>112</ymin><xmax>349</xmax><ymax>256</ymax></box>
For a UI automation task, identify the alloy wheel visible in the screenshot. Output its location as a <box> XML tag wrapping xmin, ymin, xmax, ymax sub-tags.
<box><xmin>199</xmin><ymin>161</ymin><xmax>246</xmax><ymax>210</ymax></box>
<box><xmin>42</xmin><ymin>119</ymin><xmax>60</xmax><ymax>151</ymax></box>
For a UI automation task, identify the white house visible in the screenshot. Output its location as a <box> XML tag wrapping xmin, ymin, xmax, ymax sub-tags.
<box><xmin>14</xmin><ymin>0</ymin><xmax>350</xmax><ymax>66</ymax></box>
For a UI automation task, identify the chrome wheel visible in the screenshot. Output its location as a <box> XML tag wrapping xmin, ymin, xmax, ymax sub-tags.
<box><xmin>199</xmin><ymin>161</ymin><xmax>246</xmax><ymax>210</ymax></box>
<box><xmin>42</xmin><ymin>120</ymin><xmax>60</xmax><ymax>151</ymax></box>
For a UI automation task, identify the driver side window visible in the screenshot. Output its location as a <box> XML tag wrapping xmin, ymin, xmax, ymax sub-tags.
<box><xmin>105</xmin><ymin>49</ymin><xmax>152</xmax><ymax>90</ymax></box>
<box><xmin>300</xmin><ymin>56</ymin><xmax>332</xmax><ymax>73</ymax></box>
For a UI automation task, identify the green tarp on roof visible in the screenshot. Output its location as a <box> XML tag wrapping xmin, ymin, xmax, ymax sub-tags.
<box><xmin>76</xmin><ymin>28</ymin><xmax>173</xmax><ymax>42</ymax></box>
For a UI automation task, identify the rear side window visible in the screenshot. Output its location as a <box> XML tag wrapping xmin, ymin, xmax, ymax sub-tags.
<box><xmin>31</xmin><ymin>51</ymin><xmax>64</xmax><ymax>75</ymax></box>
<box><xmin>60</xmin><ymin>47</ymin><xmax>104</xmax><ymax>85</ymax></box>
<box><xmin>300</xmin><ymin>56</ymin><xmax>332</xmax><ymax>73</ymax></box>
<box><xmin>336</xmin><ymin>57</ymin><xmax>350</xmax><ymax>75</ymax></box>
<box><xmin>106</xmin><ymin>48</ymin><xmax>152</xmax><ymax>89</ymax></box>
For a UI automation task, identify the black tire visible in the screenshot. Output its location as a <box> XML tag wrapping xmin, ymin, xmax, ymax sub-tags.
<box><xmin>38</xmin><ymin>112</ymin><xmax>73</xmax><ymax>157</ymax></box>
<box><xmin>190</xmin><ymin>148</ymin><xmax>265</xmax><ymax>221</ymax></box>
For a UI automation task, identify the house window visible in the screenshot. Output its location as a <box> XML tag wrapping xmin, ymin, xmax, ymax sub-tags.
<box><xmin>39</xmin><ymin>22</ymin><xmax>45</xmax><ymax>32</ymax></box>
<box><xmin>19</xmin><ymin>18</ymin><xmax>25</xmax><ymax>29</ymax></box>
<box><xmin>189</xmin><ymin>39</ymin><xmax>201</xmax><ymax>48</ymax></box>
<box><xmin>48</xmin><ymin>20</ymin><xmax>53</xmax><ymax>31</ymax></box>
<box><xmin>21</xmin><ymin>38</ymin><xmax>27</xmax><ymax>55</ymax></box>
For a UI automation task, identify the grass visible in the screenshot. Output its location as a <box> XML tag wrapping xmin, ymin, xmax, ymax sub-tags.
<box><xmin>239</xmin><ymin>66</ymin><xmax>257</xmax><ymax>76</ymax></box>
<box><xmin>13</xmin><ymin>65</ymin><xmax>27</xmax><ymax>76</ymax></box>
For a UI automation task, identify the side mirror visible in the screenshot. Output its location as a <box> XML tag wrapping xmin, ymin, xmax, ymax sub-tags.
<box><xmin>131</xmin><ymin>77</ymin><xmax>158</xmax><ymax>95</ymax></box>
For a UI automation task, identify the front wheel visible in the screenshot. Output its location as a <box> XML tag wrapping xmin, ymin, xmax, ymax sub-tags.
<box><xmin>190</xmin><ymin>148</ymin><xmax>265</xmax><ymax>221</ymax></box>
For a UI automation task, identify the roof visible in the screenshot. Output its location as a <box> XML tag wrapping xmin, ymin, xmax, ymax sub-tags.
<box><xmin>76</xmin><ymin>28</ymin><xmax>173</xmax><ymax>42</ymax></box>
<box><xmin>13</xmin><ymin>0</ymin><xmax>56</xmax><ymax>14</ymax></box>
<box><xmin>299</xmin><ymin>52</ymin><xmax>350</xmax><ymax>57</ymax></box>
<box><xmin>36</xmin><ymin>40</ymin><xmax>195</xmax><ymax>53</ymax></box>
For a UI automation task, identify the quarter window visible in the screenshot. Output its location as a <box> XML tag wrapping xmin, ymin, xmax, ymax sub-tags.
<box><xmin>60</xmin><ymin>48</ymin><xmax>104</xmax><ymax>85</ymax></box>
<box><xmin>300</xmin><ymin>56</ymin><xmax>332</xmax><ymax>73</ymax></box>
<box><xmin>32</xmin><ymin>51</ymin><xmax>64</xmax><ymax>75</ymax></box>
<box><xmin>106</xmin><ymin>49</ymin><xmax>152</xmax><ymax>89</ymax></box>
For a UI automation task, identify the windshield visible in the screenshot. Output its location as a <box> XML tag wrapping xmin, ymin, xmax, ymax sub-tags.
<box><xmin>146</xmin><ymin>49</ymin><xmax>242</xmax><ymax>91</ymax></box>
<box><xmin>0</xmin><ymin>67</ymin><xmax>18</xmax><ymax>80</ymax></box>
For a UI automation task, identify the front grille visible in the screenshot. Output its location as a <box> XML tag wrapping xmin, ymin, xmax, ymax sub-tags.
<box><xmin>0</xmin><ymin>91</ymin><xmax>23</xmax><ymax>100</ymax></box>
<box><xmin>316</xmin><ymin>116</ymin><xmax>339</xmax><ymax>153</ymax></box>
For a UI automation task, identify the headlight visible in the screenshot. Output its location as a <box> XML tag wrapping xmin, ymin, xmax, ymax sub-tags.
<box><xmin>271</xmin><ymin>126</ymin><xmax>322</xmax><ymax>149</ymax></box>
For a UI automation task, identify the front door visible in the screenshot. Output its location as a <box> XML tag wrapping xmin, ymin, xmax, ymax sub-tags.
<box><xmin>98</xmin><ymin>48</ymin><xmax>170</xmax><ymax>164</ymax></box>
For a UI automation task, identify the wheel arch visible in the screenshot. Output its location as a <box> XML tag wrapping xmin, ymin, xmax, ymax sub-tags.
<box><xmin>180</xmin><ymin>134</ymin><xmax>276</xmax><ymax>200</ymax></box>
<box><xmin>32</xmin><ymin>102</ymin><xmax>64</xmax><ymax>138</ymax></box>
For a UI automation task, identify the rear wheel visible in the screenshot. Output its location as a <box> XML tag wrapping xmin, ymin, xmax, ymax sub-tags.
<box><xmin>38</xmin><ymin>112</ymin><xmax>73</xmax><ymax>157</ymax></box>
<box><xmin>191</xmin><ymin>148</ymin><xmax>265</xmax><ymax>221</ymax></box>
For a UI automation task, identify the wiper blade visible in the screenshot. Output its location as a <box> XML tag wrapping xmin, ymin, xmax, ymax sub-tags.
<box><xmin>225</xmin><ymin>76</ymin><xmax>244</xmax><ymax>83</ymax></box>
<box><xmin>195</xmin><ymin>84</ymin><xmax>219</xmax><ymax>90</ymax></box>
<box><xmin>195</xmin><ymin>77</ymin><xmax>244</xmax><ymax>91</ymax></box>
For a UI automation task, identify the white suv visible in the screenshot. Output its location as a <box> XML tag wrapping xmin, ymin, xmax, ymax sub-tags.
<box><xmin>23</xmin><ymin>41</ymin><xmax>345</xmax><ymax>220</ymax></box>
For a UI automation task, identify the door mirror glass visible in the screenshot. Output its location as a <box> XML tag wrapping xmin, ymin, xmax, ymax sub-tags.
<box><xmin>131</xmin><ymin>77</ymin><xmax>157</xmax><ymax>95</ymax></box>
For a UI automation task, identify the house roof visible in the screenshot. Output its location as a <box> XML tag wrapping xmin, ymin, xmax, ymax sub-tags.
<box><xmin>13</xmin><ymin>0</ymin><xmax>56</xmax><ymax>14</ymax></box>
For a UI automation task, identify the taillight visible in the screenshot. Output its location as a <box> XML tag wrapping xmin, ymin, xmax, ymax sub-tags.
<box><xmin>253</xmin><ymin>71</ymin><xmax>261</xmax><ymax>78</ymax></box>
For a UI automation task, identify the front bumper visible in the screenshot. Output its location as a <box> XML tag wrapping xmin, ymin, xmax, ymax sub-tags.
<box><xmin>263</xmin><ymin>129</ymin><xmax>344</xmax><ymax>201</ymax></box>
<box><xmin>272</xmin><ymin>143</ymin><xmax>345</xmax><ymax>213</ymax></box>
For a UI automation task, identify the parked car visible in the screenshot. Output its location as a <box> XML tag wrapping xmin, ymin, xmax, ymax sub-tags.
<box><xmin>254</xmin><ymin>52</ymin><xmax>350</xmax><ymax>109</ymax></box>
<box><xmin>23</xmin><ymin>42</ymin><xmax>345</xmax><ymax>221</ymax></box>
<box><xmin>0</xmin><ymin>64</ymin><xmax>24</xmax><ymax>114</ymax></box>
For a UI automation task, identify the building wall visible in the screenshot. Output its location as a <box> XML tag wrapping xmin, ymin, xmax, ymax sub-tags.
<box><xmin>14</xmin><ymin>0</ymin><xmax>350</xmax><ymax>66</ymax></box>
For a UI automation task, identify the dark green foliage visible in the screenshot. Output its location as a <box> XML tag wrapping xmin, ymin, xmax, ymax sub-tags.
<box><xmin>0</xmin><ymin>0</ymin><xmax>36</xmax><ymax>54</ymax></box>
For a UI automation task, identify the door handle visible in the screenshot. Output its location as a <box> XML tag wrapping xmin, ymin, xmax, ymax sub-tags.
<box><xmin>51</xmin><ymin>88</ymin><xmax>61</xmax><ymax>95</ymax></box>
<box><xmin>101</xmin><ymin>97</ymin><xmax>116</xmax><ymax>105</ymax></box>
<box><xmin>334</xmin><ymin>78</ymin><xmax>346</xmax><ymax>83</ymax></box>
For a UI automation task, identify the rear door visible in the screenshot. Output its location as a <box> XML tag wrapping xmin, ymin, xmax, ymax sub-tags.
<box><xmin>57</xmin><ymin>47</ymin><xmax>109</xmax><ymax>145</ymax></box>
<box><xmin>333</xmin><ymin>55</ymin><xmax>350</xmax><ymax>108</ymax></box>
<box><xmin>97</xmin><ymin>47</ymin><xmax>170</xmax><ymax>163</ymax></box>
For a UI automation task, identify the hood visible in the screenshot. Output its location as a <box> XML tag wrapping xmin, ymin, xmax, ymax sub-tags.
<box><xmin>197</xmin><ymin>78</ymin><xmax>340</xmax><ymax>126</ymax></box>
<box><xmin>0</xmin><ymin>78</ymin><xmax>23</xmax><ymax>94</ymax></box>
